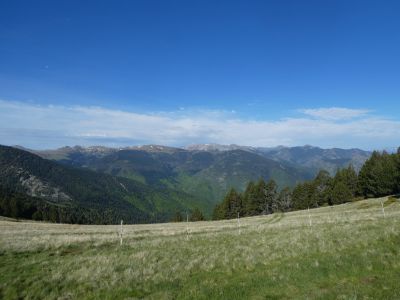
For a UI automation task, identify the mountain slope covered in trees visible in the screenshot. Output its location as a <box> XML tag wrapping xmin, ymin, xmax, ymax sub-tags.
<box><xmin>0</xmin><ymin>145</ymin><xmax>209</xmax><ymax>223</ymax></box>
<box><xmin>257</xmin><ymin>145</ymin><xmax>369</xmax><ymax>174</ymax></box>
<box><xmin>186</xmin><ymin>144</ymin><xmax>370</xmax><ymax>173</ymax></box>
<box><xmin>214</xmin><ymin>149</ymin><xmax>400</xmax><ymax>219</ymax></box>
<box><xmin>31</xmin><ymin>144</ymin><xmax>370</xmax><ymax>205</ymax></box>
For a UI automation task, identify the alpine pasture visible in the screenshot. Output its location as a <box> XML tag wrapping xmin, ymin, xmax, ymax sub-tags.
<box><xmin>1</xmin><ymin>197</ymin><xmax>400</xmax><ymax>299</ymax></box>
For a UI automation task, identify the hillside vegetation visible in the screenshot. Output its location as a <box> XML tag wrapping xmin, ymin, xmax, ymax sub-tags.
<box><xmin>1</xmin><ymin>197</ymin><xmax>399</xmax><ymax>299</ymax></box>
<box><xmin>214</xmin><ymin>149</ymin><xmax>400</xmax><ymax>220</ymax></box>
<box><xmin>0</xmin><ymin>145</ymin><xmax>209</xmax><ymax>224</ymax></box>
<box><xmin>33</xmin><ymin>144</ymin><xmax>370</xmax><ymax>204</ymax></box>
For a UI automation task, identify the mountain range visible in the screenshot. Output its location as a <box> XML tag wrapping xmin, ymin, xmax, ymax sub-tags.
<box><xmin>1</xmin><ymin>144</ymin><xmax>371</xmax><ymax>223</ymax></box>
<box><xmin>0</xmin><ymin>145</ymin><xmax>207</xmax><ymax>223</ymax></box>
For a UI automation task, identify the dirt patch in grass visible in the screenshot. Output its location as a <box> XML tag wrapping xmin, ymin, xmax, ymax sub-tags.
<box><xmin>360</xmin><ymin>276</ymin><xmax>378</xmax><ymax>285</ymax></box>
<box><xmin>357</xmin><ymin>202</ymin><xmax>373</xmax><ymax>209</ymax></box>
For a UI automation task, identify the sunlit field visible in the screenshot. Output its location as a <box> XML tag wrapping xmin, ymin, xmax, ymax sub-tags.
<box><xmin>1</xmin><ymin>197</ymin><xmax>400</xmax><ymax>299</ymax></box>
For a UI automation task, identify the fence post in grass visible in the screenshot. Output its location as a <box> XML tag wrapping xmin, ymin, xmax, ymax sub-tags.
<box><xmin>120</xmin><ymin>220</ymin><xmax>123</xmax><ymax>246</ymax></box>
<box><xmin>237</xmin><ymin>212</ymin><xmax>241</xmax><ymax>235</ymax></box>
<box><xmin>186</xmin><ymin>212</ymin><xmax>189</xmax><ymax>240</ymax></box>
<box><xmin>380</xmin><ymin>199</ymin><xmax>386</xmax><ymax>218</ymax></box>
<box><xmin>308</xmin><ymin>207</ymin><xmax>312</xmax><ymax>227</ymax></box>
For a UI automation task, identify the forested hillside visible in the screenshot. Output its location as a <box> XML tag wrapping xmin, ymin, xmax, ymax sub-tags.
<box><xmin>32</xmin><ymin>144</ymin><xmax>369</xmax><ymax>206</ymax></box>
<box><xmin>257</xmin><ymin>145</ymin><xmax>369</xmax><ymax>174</ymax></box>
<box><xmin>0</xmin><ymin>145</ymin><xmax>208</xmax><ymax>224</ymax></box>
<box><xmin>214</xmin><ymin>149</ymin><xmax>400</xmax><ymax>219</ymax></box>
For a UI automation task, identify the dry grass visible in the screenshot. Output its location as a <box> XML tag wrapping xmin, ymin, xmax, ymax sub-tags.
<box><xmin>1</xmin><ymin>196</ymin><xmax>400</xmax><ymax>299</ymax></box>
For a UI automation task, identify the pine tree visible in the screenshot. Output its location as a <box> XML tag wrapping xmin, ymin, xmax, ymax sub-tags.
<box><xmin>312</xmin><ymin>170</ymin><xmax>332</xmax><ymax>206</ymax></box>
<box><xmin>395</xmin><ymin>149</ymin><xmax>400</xmax><ymax>193</ymax></box>
<box><xmin>359</xmin><ymin>151</ymin><xmax>397</xmax><ymax>197</ymax></box>
<box><xmin>190</xmin><ymin>208</ymin><xmax>205</xmax><ymax>221</ymax></box>
<box><xmin>345</xmin><ymin>164</ymin><xmax>359</xmax><ymax>197</ymax></box>
<box><xmin>329</xmin><ymin>181</ymin><xmax>352</xmax><ymax>205</ymax></box>
<box><xmin>277</xmin><ymin>187</ymin><xmax>292</xmax><ymax>211</ymax></box>
<box><xmin>292</xmin><ymin>182</ymin><xmax>314</xmax><ymax>209</ymax></box>
<box><xmin>243</xmin><ymin>180</ymin><xmax>264</xmax><ymax>216</ymax></box>
<box><xmin>213</xmin><ymin>187</ymin><xmax>239</xmax><ymax>220</ymax></box>
<box><xmin>171</xmin><ymin>211</ymin><xmax>183</xmax><ymax>222</ymax></box>
<box><xmin>358</xmin><ymin>151</ymin><xmax>378</xmax><ymax>197</ymax></box>
<box><xmin>9</xmin><ymin>197</ymin><xmax>20</xmax><ymax>219</ymax></box>
<box><xmin>264</xmin><ymin>179</ymin><xmax>278</xmax><ymax>213</ymax></box>
<box><xmin>217</xmin><ymin>187</ymin><xmax>243</xmax><ymax>219</ymax></box>
<box><xmin>212</xmin><ymin>203</ymin><xmax>224</xmax><ymax>220</ymax></box>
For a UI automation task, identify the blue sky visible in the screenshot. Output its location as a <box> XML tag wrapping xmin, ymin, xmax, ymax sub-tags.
<box><xmin>0</xmin><ymin>0</ymin><xmax>399</xmax><ymax>149</ymax></box>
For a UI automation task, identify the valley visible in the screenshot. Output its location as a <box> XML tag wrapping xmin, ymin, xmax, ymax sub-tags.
<box><xmin>33</xmin><ymin>144</ymin><xmax>370</xmax><ymax>206</ymax></box>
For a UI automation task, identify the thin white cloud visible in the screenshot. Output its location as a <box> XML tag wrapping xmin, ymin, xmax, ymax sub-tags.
<box><xmin>299</xmin><ymin>107</ymin><xmax>370</xmax><ymax>120</ymax></box>
<box><xmin>0</xmin><ymin>100</ymin><xmax>399</xmax><ymax>150</ymax></box>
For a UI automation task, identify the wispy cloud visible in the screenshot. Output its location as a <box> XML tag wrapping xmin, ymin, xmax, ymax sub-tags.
<box><xmin>299</xmin><ymin>107</ymin><xmax>370</xmax><ymax>120</ymax></box>
<box><xmin>0</xmin><ymin>100</ymin><xmax>398</xmax><ymax>150</ymax></box>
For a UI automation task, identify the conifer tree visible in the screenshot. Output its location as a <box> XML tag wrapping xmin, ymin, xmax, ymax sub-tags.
<box><xmin>358</xmin><ymin>151</ymin><xmax>378</xmax><ymax>197</ymax></box>
<box><xmin>190</xmin><ymin>208</ymin><xmax>205</xmax><ymax>221</ymax></box>
<box><xmin>171</xmin><ymin>211</ymin><xmax>183</xmax><ymax>222</ymax></box>
<box><xmin>312</xmin><ymin>170</ymin><xmax>332</xmax><ymax>206</ymax></box>
<box><xmin>264</xmin><ymin>179</ymin><xmax>278</xmax><ymax>213</ymax></box>
<box><xmin>329</xmin><ymin>181</ymin><xmax>352</xmax><ymax>205</ymax></box>
<box><xmin>243</xmin><ymin>180</ymin><xmax>264</xmax><ymax>216</ymax></box>
<box><xmin>345</xmin><ymin>164</ymin><xmax>359</xmax><ymax>196</ymax></box>
<box><xmin>277</xmin><ymin>187</ymin><xmax>292</xmax><ymax>211</ymax></box>
<box><xmin>359</xmin><ymin>151</ymin><xmax>397</xmax><ymax>197</ymax></box>
<box><xmin>292</xmin><ymin>182</ymin><xmax>314</xmax><ymax>209</ymax></box>
<box><xmin>395</xmin><ymin>149</ymin><xmax>400</xmax><ymax>193</ymax></box>
<box><xmin>212</xmin><ymin>202</ymin><xmax>224</xmax><ymax>220</ymax></box>
<box><xmin>222</xmin><ymin>187</ymin><xmax>243</xmax><ymax>219</ymax></box>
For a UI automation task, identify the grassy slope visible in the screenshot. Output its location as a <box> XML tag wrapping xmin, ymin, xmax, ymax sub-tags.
<box><xmin>1</xmin><ymin>197</ymin><xmax>400</xmax><ymax>299</ymax></box>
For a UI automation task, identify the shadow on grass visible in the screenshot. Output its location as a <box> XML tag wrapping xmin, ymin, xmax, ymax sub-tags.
<box><xmin>385</xmin><ymin>195</ymin><xmax>400</xmax><ymax>206</ymax></box>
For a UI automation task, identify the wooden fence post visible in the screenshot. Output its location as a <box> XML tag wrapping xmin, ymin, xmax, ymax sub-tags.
<box><xmin>120</xmin><ymin>220</ymin><xmax>123</xmax><ymax>246</ymax></box>
<box><xmin>186</xmin><ymin>212</ymin><xmax>189</xmax><ymax>240</ymax></box>
<box><xmin>380</xmin><ymin>199</ymin><xmax>386</xmax><ymax>218</ymax></box>
<box><xmin>237</xmin><ymin>212</ymin><xmax>241</xmax><ymax>235</ymax></box>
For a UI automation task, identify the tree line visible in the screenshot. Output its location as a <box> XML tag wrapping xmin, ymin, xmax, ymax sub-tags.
<box><xmin>213</xmin><ymin>149</ymin><xmax>400</xmax><ymax>220</ymax></box>
<box><xmin>171</xmin><ymin>208</ymin><xmax>205</xmax><ymax>222</ymax></box>
<box><xmin>0</xmin><ymin>186</ymin><xmax>154</xmax><ymax>224</ymax></box>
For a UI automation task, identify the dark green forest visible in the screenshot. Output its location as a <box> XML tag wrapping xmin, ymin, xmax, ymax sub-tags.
<box><xmin>213</xmin><ymin>149</ymin><xmax>400</xmax><ymax>220</ymax></box>
<box><xmin>0</xmin><ymin>145</ymin><xmax>205</xmax><ymax>224</ymax></box>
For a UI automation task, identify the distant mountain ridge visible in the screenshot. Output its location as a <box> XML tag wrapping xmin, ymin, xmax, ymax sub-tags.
<box><xmin>185</xmin><ymin>143</ymin><xmax>257</xmax><ymax>152</ymax></box>
<box><xmin>28</xmin><ymin>143</ymin><xmax>371</xmax><ymax>205</ymax></box>
<box><xmin>32</xmin><ymin>143</ymin><xmax>371</xmax><ymax>174</ymax></box>
<box><xmin>256</xmin><ymin>145</ymin><xmax>370</xmax><ymax>174</ymax></box>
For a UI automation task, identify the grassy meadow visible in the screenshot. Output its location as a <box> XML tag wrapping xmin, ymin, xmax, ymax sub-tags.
<box><xmin>1</xmin><ymin>197</ymin><xmax>400</xmax><ymax>299</ymax></box>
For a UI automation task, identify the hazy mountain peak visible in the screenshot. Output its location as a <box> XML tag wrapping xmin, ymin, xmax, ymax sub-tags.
<box><xmin>185</xmin><ymin>143</ymin><xmax>255</xmax><ymax>152</ymax></box>
<box><xmin>130</xmin><ymin>145</ymin><xmax>183</xmax><ymax>152</ymax></box>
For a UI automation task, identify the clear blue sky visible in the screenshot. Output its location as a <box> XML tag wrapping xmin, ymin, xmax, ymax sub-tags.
<box><xmin>0</xmin><ymin>0</ymin><xmax>399</xmax><ymax>149</ymax></box>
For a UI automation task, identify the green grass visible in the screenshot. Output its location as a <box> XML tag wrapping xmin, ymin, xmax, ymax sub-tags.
<box><xmin>386</xmin><ymin>195</ymin><xmax>399</xmax><ymax>206</ymax></box>
<box><xmin>1</xmin><ymin>197</ymin><xmax>400</xmax><ymax>299</ymax></box>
